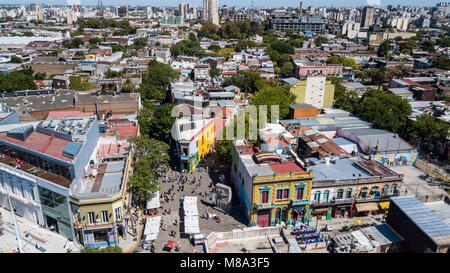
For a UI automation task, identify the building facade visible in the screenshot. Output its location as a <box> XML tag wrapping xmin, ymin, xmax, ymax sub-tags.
<box><xmin>231</xmin><ymin>140</ymin><xmax>314</xmax><ymax>227</ymax></box>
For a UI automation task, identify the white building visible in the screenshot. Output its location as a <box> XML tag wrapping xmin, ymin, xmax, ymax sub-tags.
<box><xmin>203</xmin><ymin>0</ymin><xmax>219</xmax><ymax>25</ymax></box>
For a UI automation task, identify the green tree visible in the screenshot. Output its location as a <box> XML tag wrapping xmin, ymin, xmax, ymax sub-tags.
<box><xmin>121</xmin><ymin>79</ymin><xmax>135</xmax><ymax>92</ymax></box>
<box><xmin>209</xmin><ymin>67</ymin><xmax>221</xmax><ymax>79</ymax></box>
<box><xmin>406</xmin><ymin>114</ymin><xmax>450</xmax><ymax>154</ymax></box>
<box><xmin>137</xmin><ymin>85</ymin><xmax>166</xmax><ymax>102</ymax></box>
<box><xmin>326</xmin><ymin>56</ymin><xmax>358</xmax><ymax>70</ymax></box>
<box><xmin>142</xmin><ymin>60</ymin><xmax>179</xmax><ymax>92</ymax></box>
<box><xmin>33</xmin><ymin>72</ymin><xmax>47</xmax><ymax>80</ymax></box>
<box><xmin>356</xmin><ymin>89</ymin><xmax>412</xmax><ymax>132</ymax></box>
<box><xmin>104</xmin><ymin>70</ymin><xmax>124</xmax><ymax>78</ymax></box>
<box><xmin>334</xmin><ymin>90</ymin><xmax>359</xmax><ymax>113</ymax></box>
<box><xmin>198</xmin><ymin>22</ymin><xmax>218</xmax><ymax>37</ymax></box>
<box><xmin>250</xmin><ymin>84</ymin><xmax>296</xmax><ymax>120</ymax></box>
<box><xmin>0</xmin><ymin>70</ymin><xmax>37</xmax><ymax>92</ymax></box>
<box><xmin>9</xmin><ymin>56</ymin><xmax>22</xmax><ymax>63</ymax></box>
<box><xmin>377</xmin><ymin>40</ymin><xmax>390</xmax><ymax>57</ymax></box>
<box><xmin>145</xmin><ymin>103</ymin><xmax>176</xmax><ymax>143</ymax></box>
<box><xmin>235</xmin><ymin>40</ymin><xmax>258</xmax><ymax>52</ymax></box>
<box><xmin>129</xmin><ymin>135</ymin><xmax>170</xmax><ymax>204</ymax></box>
<box><xmin>65</xmin><ymin>38</ymin><xmax>84</xmax><ymax>49</ymax></box>
<box><xmin>314</xmin><ymin>36</ymin><xmax>328</xmax><ymax>46</ymax></box>
<box><xmin>208</xmin><ymin>44</ymin><xmax>221</xmax><ymax>52</ymax></box>
<box><xmin>133</xmin><ymin>37</ymin><xmax>148</xmax><ymax>49</ymax></box>
<box><xmin>432</xmin><ymin>57</ymin><xmax>450</xmax><ymax>70</ymax></box>
<box><xmin>223</xmin><ymin>70</ymin><xmax>267</xmax><ymax>93</ymax></box>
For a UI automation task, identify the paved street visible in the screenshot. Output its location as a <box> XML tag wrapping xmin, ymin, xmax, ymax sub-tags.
<box><xmin>389</xmin><ymin>166</ymin><xmax>448</xmax><ymax>202</ymax></box>
<box><xmin>140</xmin><ymin>159</ymin><xmax>247</xmax><ymax>253</ymax></box>
<box><xmin>0</xmin><ymin>207</ymin><xmax>76</xmax><ymax>253</ymax></box>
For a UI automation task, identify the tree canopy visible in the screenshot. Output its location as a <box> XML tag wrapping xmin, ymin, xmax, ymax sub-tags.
<box><xmin>250</xmin><ymin>84</ymin><xmax>296</xmax><ymax>121</ymax></box>
<box><xmin>326</xmin><ymin>56</ymin><xmax>358</xmax><ymax>70</ymax></box>
<box><xmin>356</xmin><ymin>89</ymin><xmax>412</xmax><ymax>132</ymax></box>
<box><xmin>223</xmin><ymin>70</ymin><xmax>267</xmax><ymax>93</ymax></box>
<box><xmin>128</xmin><ymin>136</ymin><xmax>169</xmax><ymax>204</ymax></box>
<box><xmin>406</xmin><ymin>114</ymin><xmax>450</xmax><ymax>155</ymax></box>
<box><xmin>0</xmin><ymin>69</ymin><xmax>37</xmax><ymax>92</ymax></box>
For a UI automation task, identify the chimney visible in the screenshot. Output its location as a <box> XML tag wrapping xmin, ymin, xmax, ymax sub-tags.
<box><xmin>299</xmin><ymin>2</ymin><xmax>303</xmax><ymax>18</ymax></box>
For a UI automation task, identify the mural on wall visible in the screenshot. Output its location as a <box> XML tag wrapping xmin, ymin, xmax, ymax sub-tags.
<box><xmin>372</xmin><ymin>152</ymin><xmax>418</xmax><ymax>166</ymax></box>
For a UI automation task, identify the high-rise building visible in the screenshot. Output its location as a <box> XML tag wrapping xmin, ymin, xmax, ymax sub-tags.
<box><xmin>361</xmin><ymin>6</ymin><xmax>375</xmax><ymax>29</ymax></box>
<box><xmin>203</xmin><ymin>0</ymin><xmax>219</xmax><ymax>25</ymax></box>
<box><xmin>179</xmin><ymin>2</ymin><xmax>190</xmax><ymax>20</ymax></box>
<box><xmin>118</xmin><ymin>5</ymin><xmax>128</xmax><ymax>17</ymax></box>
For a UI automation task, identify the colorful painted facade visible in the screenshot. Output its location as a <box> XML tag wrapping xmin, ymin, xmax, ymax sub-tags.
<box><xmin>231</xmin><ymin>139</ymin><xmax>314</xmax><ymax>227</ymax></box>
<box><xmin>174</xmin><ymin>118</ymin><xmax>224</xmax><ymax>171</ymax></box>
<box><xmin>371</xmin><ymin>152</ymin><xmax>418</xmax><ymax>167</ymax></box>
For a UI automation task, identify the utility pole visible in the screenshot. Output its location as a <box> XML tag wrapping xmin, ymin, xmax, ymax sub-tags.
<box><xmin>7</xmin><ymin>194</ymin><xmax>23</xmax><ymax>253</ymax></box>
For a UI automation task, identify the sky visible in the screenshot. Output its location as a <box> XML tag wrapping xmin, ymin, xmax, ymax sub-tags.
<box><xmin>0</xmin><ymin>0</ymin><xmax>442</xmax><ymax>8</ymax></box>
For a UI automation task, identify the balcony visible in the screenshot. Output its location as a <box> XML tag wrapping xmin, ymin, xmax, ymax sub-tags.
<box><xmin>290</xmin><ymin>199</ymin><xmax>310</xmax><ymax>206</ymax></box>
<box><xmin>0</xmin><ymin>154</ymin><xmax>71</xmax><ymax>188</ymax></box>
<box><xmin>253</xmin><ymin>202</ymin><xmax>275</xmax><ymax>210</ymax></box>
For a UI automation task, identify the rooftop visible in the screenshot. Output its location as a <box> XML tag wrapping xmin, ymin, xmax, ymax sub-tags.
<box><xmin>73</xmin><ymin>160</ymin><xmax>126</xmax><ymax>199</ymax></box>
<box><xmin>391</xmin><ymin>196</ymin><xmax>450</xmax><ymax>246</ymax></box>
<box><xmin>342</xmin><ymin>128</ymin><xmax>416</xmax><ymax>154</ymax></box>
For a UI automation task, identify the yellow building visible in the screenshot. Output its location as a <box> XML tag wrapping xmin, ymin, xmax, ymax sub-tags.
<box><xmin>231</xmin><ymin>140</ymin><xmax>314</xmax><ymax>227</ymax></box>
<box><xmin>70</xmin><ymin>152</ymin><xmax>132</xmax><ymax>247</ymax></box>
<box><xmin>174</xmin><ymin>118</ymin><xmax>224</xmax><ymax>171</ymax></box>
<box><xmin>287</xmin><ymin>76</ymin><xmax>335</xmax><ymax>109</ymax></box>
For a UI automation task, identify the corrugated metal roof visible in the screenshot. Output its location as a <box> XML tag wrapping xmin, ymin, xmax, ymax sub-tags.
<box><xmin>391</xmin><ymin>196</ymin><xmax>450</xmax><ymax>240</ymax></box>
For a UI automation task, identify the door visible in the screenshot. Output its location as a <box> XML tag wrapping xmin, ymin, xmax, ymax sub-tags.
<box><xmin>257</xmin><ymin>211</ymin><xmax>270</xmax><ymax>227</ymax></box>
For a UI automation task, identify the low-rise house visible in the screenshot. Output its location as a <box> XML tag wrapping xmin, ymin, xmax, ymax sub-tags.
<box><xmin>231</xmin><ymin>139</ymin><xmax>314</xmax><ymax>227</ymax></box>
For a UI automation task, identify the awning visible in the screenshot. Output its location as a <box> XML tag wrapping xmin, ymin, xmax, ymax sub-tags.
<box><xmin>312</xmin><ymin>208</ymin><xmax>329</xmax><ymax>213</ymax></box>
<box><xmin>355</xmin><ymin>202</ymin><xmax>379</xmax><ymax>212</ymax></box>
<box><xmin>379</xmin><ymin>201</ymin><xmax>390</xmax><ymax>210</ymax></box>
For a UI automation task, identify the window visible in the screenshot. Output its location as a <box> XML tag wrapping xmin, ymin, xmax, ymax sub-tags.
<box><xmin>390</xmin><ymin>184</ymin><xmax>397</xmax><ymax>195</ymax></box>
<box><xmin>87</xmin><ymin>212</ymin><xmax>95</xmax><ymax>225</ymax></box>
<box><xmin>283</xmin><ymin>189</ymin><xmax>289</xmax><ymax>199</ymax></box>
<box><xmin>323</xmin><ymin>190</ymin><xmax>329</xmax><ymax>203</ymax></box>
<box><xmin>20</xmin><ymin>184</ymin><xmax>25</xmax><ymax>198</ymax></box>
<box><xmin>115</xmin><ymin>207</ymin><xmax>122</xmax><ymax>221</ymax></box>
<box><xmin>276</xmin><ymin>189</ymin><xmax>282</xmax><ymax>200</ymax></box>
<box><xmin>101</xmin><ymin>211</ymin><xmax>109</xmax><ymax>223</ymax></box>
<box><xmin>346</xmin><ymin>189</ymin><xmax>352</xmax><ymax>199</ymax></box>
<box><xmin>382</xmin><ymin>185</ymin><xmax>389</xmax><ymax>196</ymax></box>
<box><xmin>314</xmin><ymin>191</ymin><xmax>321</xmax><ymax>203</ymax></box>
<box><xmin>30</xmin><ymin>188</ymin><xmax>35</xmax><ymax>201</ymax></box>
<box><xmin>337</xmin><ymin>189</ymin><xmax>344</xmax><ymax>199</ymax></box>
<box><xmin>261</xmin><ymin>191</ymin><xmax>269</xmax><ymax>203</ymax></box>
<box><xmin>296</xmin><ymin>187</ymin><xmax>304</xmax><ymax>200</ymax></box>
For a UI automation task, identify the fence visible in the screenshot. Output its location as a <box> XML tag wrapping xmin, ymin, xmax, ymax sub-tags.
<box><xmin>415</xmin><ymin>159</ymin><xmax>450</xmax><ymax>183</ymax></box>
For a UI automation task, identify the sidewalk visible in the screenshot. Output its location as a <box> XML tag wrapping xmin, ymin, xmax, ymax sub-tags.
<box><xmin>0</xmin><ymin>207</ymin><xmax>75</xmax><ymax>253</ymax></box>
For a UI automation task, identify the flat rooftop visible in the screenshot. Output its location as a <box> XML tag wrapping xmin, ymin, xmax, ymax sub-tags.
<box><xmin>309</xmin><ymin>158</ymin><xmax>398</xmax><ymax>181</ymax></box>
<box><xmin>73</xmin><ymin>160</ymin><xmax>126</xmax><ymax>199</ymax></box>
<box><xmin>342</xmin><ymin>128</ymin><xmax>416</xmax><ymax>154</ymax></box>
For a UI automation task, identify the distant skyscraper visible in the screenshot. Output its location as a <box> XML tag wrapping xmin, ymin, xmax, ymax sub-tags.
<box><xmin>179</xmin><ymin>2</ymin><xmax>190</xmax><ymax>20</ymax></box>
<box><xmin>118</xmin><ymin>5</ymin><xmax>128</xmax><ymax>17</ymax></box>
<box><xmin>203</xmin><ymin>0</ymin><xmax>219</xmax><ymax>25</ymax></box>
<box><xmin>361</xmin><ymin>6</ymin><xmax>375</xmax><ymax>29</ymax></box>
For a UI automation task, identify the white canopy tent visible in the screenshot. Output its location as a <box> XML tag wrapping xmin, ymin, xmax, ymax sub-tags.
<box><xmin>146</xmin><ymin>191</ymin><xmax>160</xmax><ymax>210</ymax></box>
<box><xmin>183</xmin><ymin>196</ymin><xmax>200</xmax><ymax>234</ymax></box>
<box><xmin>143</xmin><ymin>216</ymin><xmax>161</xmax><ymax>241</ymax></box>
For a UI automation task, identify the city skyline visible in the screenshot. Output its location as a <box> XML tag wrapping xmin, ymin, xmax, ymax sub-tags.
<box><xmin>0</xmin><ymin>0</ymin><xmax>444</xmax><ymax>8</ymax></box>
